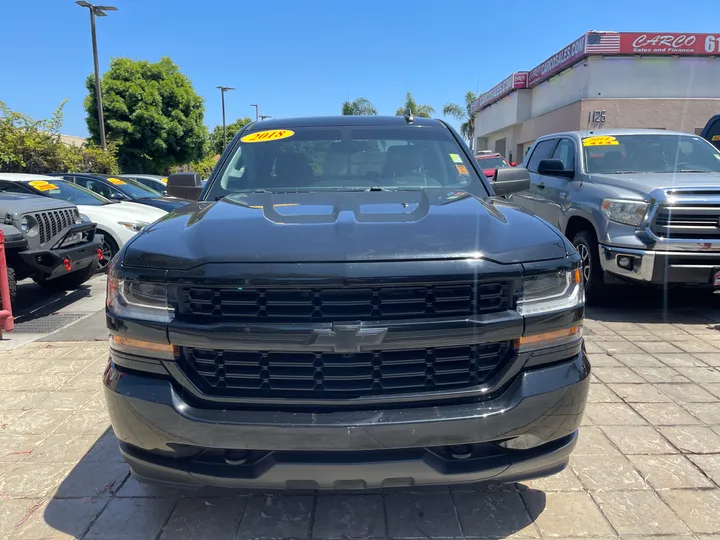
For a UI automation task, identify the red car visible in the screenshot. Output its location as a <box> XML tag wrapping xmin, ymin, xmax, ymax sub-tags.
<box><xmin>475</xmin><ymin>152</ymin><xmax>513</xmax><ymax>180</ymax></box>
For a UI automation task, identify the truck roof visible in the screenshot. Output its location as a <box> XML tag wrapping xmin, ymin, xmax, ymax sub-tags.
<box><xmin>244</xmin><ymin>116</ymin><xmax>444</xmax><ymax>131</ymax></box>
<box><xmin>539</xmin><ymin>128</ymin><xmax>695</xmax><ymax>139</ymax></box>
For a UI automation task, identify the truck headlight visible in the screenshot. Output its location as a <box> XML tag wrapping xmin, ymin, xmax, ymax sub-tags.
<box><xmin>601</xmin><ymin>199</ymin><xmax>648</xmax><ymax>227</ymax></box>
<box><xmin>107</xmin><ymin>275</ymin><xmax>173</xmax><ymax>323</ymax></box>
<box><xmin>518</xmin><ymin>268</ymin><xmax>584</xmax><ymax>316</ymax></box>
<box><xmin>20</xmin><ymin>215</ymin><xmax>39</xmax><ymax>236</ymax></box>
<box><xmin>118</xmin><ymin>221</ymin><xmax>149</xmax><ymax>232</ymax></box>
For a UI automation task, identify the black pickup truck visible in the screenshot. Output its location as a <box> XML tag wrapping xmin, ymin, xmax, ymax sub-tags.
<box><xmin>104</xmin><ymin>115</ymin><xmax>589</xmax><ymax>490</ymax></box>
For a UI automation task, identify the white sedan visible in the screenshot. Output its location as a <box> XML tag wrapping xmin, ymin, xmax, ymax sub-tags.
<box><xmin>0</xmin><ymin>173</ymin><xmax>167</xmax><ymax>268</ymax></box>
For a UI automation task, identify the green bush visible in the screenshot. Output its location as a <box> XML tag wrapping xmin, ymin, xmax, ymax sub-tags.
<box><xmin>0</xmin><ymin>100</ymin><xmax>119</xmax><ymax>174</ymax></box>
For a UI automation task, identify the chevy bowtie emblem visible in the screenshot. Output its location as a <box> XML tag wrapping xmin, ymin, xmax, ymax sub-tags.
<box><xmin>308</xmin><ymin>324</ymin><xmax>388</xmax><ymax>353</ymax></box>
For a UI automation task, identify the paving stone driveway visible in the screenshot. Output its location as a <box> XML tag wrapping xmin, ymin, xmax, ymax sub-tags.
<box><xmin>1</xmin><ymin>291</ymin><xmax>719</xmax><ymax>539</ymax></box>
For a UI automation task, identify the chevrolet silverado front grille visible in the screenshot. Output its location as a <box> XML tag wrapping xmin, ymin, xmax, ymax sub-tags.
<box><xmin>178</xmin><ymin>342</ymin><xmax>513</xmax><ymax>399</ymax></box>
<box><xmin>176</xmin><ymin>281</ymin><xmax>514</xmax><ymax>323</ymax></box>
<box><xmin>30</xmin><ymin>209</ymin><xmax>76</xmax><ymax>245</ymax></box>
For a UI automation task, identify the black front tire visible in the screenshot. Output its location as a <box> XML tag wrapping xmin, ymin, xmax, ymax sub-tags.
<box><xmin>36</xmin><ymin>261</ymin><xmax>98</xmax><ymax>292</ymax></box>
<box><xmin>0</xmin><ymin>267</ymin><xmax>17</xmax><ymax>310</ymax></box>
<box><xmin>572</xmin><ymin>230</ymin><xmax>604</xmax><ymax>298</ymax></box>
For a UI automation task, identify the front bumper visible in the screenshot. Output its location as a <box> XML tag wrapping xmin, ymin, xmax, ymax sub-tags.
<box><xmin>18</xmin><ymin>224</ymin><xmax>101</xmax><ymax>279</ymax></box>
<box><xmin>599</xmin><ymin>244</ymin><xmax>720</xmax><ymax>286</ymax></box>
<box><xmin>104</xmin><ymin>351</ymin><xmax>590</xmax><ymax>490</ymax></box>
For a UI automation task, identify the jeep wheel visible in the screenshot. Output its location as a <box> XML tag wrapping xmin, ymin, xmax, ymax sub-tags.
<box><xmin>572</xmin><ymin>230</ymin><xmax>604</xmax><ymax>298</ymax></box>
<box><xmin>36</xmin><ymin>261</ymin><xmax>98</xmax><ymax>292</ymax></box>
<box><xmin>0</xmin><ymin>267</ymin><xmax>17</xmax><ymax>310</ymax></box>
<box><xmin>98</xmin><ymin>233</ymin><xmax>118</xmax><ymax>272</ymax></box>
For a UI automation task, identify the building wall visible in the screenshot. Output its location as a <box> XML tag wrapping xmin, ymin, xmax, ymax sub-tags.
<box><xmin>473</xmin><ymin>55</ymin><xmax>720</xmax><ymax>160</ymax></box>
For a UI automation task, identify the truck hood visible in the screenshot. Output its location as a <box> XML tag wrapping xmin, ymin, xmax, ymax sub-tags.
<box><xmin>0</xmin><ymin>193</ymin><xmax>77</xmax><ymax>215</ymax></box>
<box><xmin>123</xmin><ymin>189</ymin><xmax>568</xmax><ymax>269</ymax></box>
<box><xmin>589</xmin><ymin>172</ymin><xmax>720</xmax><ymax>198</ymax></box>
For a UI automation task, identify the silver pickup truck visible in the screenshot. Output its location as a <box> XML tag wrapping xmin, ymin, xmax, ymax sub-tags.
<box><xmin>509</xmin><ymin>129</ymin><xmax>720</xmax><ymax>296</ymax></box>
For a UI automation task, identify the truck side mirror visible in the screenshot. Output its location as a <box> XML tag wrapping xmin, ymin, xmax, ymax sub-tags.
<box><xmin>537</xmin><ymin>159</ymin><xmax>575</xmax><ymax>179</ymax></box>
<box><xmin>493</xmin><ymin>167</ymin><xmax>531</xmax><ymax>197</ymax></box>
<box><xmin>167</xmin><ymin>172</ymin><xmax>203</xmax><ymax>201</ymax></box>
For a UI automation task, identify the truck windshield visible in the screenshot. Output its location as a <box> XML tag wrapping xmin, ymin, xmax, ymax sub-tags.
<box><xmin>477</xmin><ymin>157</ymin><xmax>510</xmax><ymax>169</ymax></box>
<box><xmin>583</xmin><ymin>134</ymin><xmax>720</xmax><ymax>174</ymax></box>
<box><xmin>208</xmin><ymin>126</ymin><xmax>482</xmax><ymax>198</ymax></box>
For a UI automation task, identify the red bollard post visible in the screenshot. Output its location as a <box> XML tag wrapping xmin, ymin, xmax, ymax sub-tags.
<box><xmin>0</xmin><ymin>230</ymin><xmax>15</xmax><ymax>337</ymax></box>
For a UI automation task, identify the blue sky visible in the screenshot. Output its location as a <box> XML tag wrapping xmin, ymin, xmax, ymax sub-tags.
<box><xmin>2</xmin><ymin>0</ymin><xmax>718</xmax><ymax>137</ymax></box>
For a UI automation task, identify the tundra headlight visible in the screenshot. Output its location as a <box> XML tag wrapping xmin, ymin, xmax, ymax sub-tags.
<box><xmin>518</xmin><ymin>268</ymin><xmax>584</xmax><ymax>316</ymax></box>
<box><xmin>601</xmin><ymin>199</ymin><xmax>648</xmax><ymax>227</ymax></box>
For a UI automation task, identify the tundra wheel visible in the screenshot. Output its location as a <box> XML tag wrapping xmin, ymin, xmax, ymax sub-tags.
<box><xmin>572</xmin><ymin>230</ymin><xmax>603</xmax><ymax>298</ymax></box>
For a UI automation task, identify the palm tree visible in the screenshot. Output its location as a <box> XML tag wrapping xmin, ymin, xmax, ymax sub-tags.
<box><xmin>443</xmin><ymin>91</ymin><xmax>478</xmax><ymax>151</ymax></box>
<box><xmin>341</xmin><ymin>97</ymin><xmax>377</xmax><ymax>115</ymax></box>
<box><xmin>395</xmin><ymin>92</ymin><xmax>434</xmax><ymax>118</ymax></box>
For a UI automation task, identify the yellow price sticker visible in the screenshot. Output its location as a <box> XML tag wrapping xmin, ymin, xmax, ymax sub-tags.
<box><xmin>161</xmin><ymin>177</ymin><xmax>168</xmax><ymax>184</ymax></box>
<box><xmin>712</xmin><ymin>135</ymin><xmax>720</xmax><ymax>141</ymax></box>
<box><xmin>582</xmin><ymin>136</ymin><xmax>619</xmax><ymax>147</ymax></box>
<box><xmin>29</xmin><ymin>180</ymin><xmax>59</xmax><ymax>191</ymax></box>
<box><xmin>108</xmin><ymin>177</ymin><xmax>127</xmax><ymax>185</ymax></box>
<box><xmin>449</xmin><ymin>153</ymin><xmax>463</xmax><ymax>164</ymax></box>
<box><xmin>241</xmin><ymin>129</ymin><xmax>295</xmax><ymax>143</ymax></box>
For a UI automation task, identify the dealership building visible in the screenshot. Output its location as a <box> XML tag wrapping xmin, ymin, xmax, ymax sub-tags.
<box><xmin>472</xmin><ymin>32</ymin><xmax>720</xmax><ymax>163</ymax></box>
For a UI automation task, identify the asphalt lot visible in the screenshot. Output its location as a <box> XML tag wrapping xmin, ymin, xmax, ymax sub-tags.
<box><xmin>0</xmin><ymin>284</ymin><xmax>718</xmax><ymax>539</ymax></box>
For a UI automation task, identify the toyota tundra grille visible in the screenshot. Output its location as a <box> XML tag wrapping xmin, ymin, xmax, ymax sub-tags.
<box><xmin>178</xmin><ymin>342</ymin><xmax>513</xmax><ymax>400</ymax></box>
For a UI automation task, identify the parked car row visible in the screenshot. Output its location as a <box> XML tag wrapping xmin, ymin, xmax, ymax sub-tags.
<box><xmin>0</xmin><ymin>171</ymin><xmax>192</xmax><ymax>307</ymax></box>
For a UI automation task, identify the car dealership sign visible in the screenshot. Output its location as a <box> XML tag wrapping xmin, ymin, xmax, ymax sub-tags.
<box><xmin>527</xmin><ymin>34</ymin><xmax>587</xmax><ymax>88</ymax></box>
<box><xmin>620</xmin><ymin>33</ymin><xmax>720</xmax><ymax>55</ymax></box>
<box><xmin>472</xmin><ymin>72</ymin><xmax>528</xmax><ymax>113</ymax></box>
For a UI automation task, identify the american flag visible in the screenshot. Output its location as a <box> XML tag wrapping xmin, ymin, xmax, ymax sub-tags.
<box><xmin>586</xmin><ymin>32</ymin><xmax>621</xmax><ymax>53</ymax></box>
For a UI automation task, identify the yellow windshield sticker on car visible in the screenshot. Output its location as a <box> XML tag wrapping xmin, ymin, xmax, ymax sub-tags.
<box><xmin>161</xmin><ymin>177</ymin><xmax>168</xmax><ymax>184</ymax></box>
<box><xmin>29</xmin><ymin>180</ymin><xmax>59</xmax><ymax>191</ymax></box>
<box><xmin>241</xmin><ymin>129</ymin><xmax>295</xmax><ymax>143</ymax></box>
<box><xmin>714</xmin><ymin>154</ymin><xmax>720</xmax><ymax>160</ymax></box>
<box><xmin>107</xmin><ymin>177</ymin><xmax>127</xmax><ymax>185</ymax></box>
<box><xmin>449</xmin><ymin>153</ymin><xmax>463</xmax><ymax>163</ymax></box>
<box><xmin>712</xmin><ymin>135</ymin><xmax>720</xmax><ymax>141</ymax></box>
<box><xmin>456</xmin><ymin>165</ymin><xmax>469</xmax><ymax>175</ymax></box>
<box><xmin>582</xmin><ymin>135</ymin><xmax>619</xmax><ymax>147</ymax></box>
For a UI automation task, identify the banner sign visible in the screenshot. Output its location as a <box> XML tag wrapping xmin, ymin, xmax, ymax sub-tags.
<box><xmin>472</xmin><ymin>72</ymin><xmax>528</xmax><ymax>113</ymax></box>
<box><xmin>619</xmin><ymin>33</ymin><xmax>720</xmax><ymax>55</ymax></box>
<box><xmin>527</xmin><ymin>34</ymin><xmax>587</xmax><ymax>88</ymax></box>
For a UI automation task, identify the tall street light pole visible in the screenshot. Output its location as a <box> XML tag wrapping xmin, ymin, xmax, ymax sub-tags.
<box><xmin>250</xmin><ymin>104</ymin><xmax>259</xmax><ymax>122</ymax></box>
<box><xmin>76</xmin><ymin>1</ymin><xmax>117</xmax><ymax>150</ymax></box>
<box><xmin>217</xmin><ymin>86</ymin><xmax>235</xmax><ymax>149</ymax></box>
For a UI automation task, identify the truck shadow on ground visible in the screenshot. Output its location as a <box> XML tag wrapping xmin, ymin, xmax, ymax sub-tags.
<box><xmin>586</xmin><ymin>285</ymin><xmax>719</xmax><ymax>325</ymax></box>
<box><xmin>42</xmin><ymin>427</ymin><xmax>547</xmax><ymax>539</ymax></box>
<box><xmin>12</xmin><ymin>280</ymin><xmax>92</xmax><ymax>321</ymax></box>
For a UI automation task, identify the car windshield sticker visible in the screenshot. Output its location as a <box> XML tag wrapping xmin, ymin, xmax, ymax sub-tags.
<box><xmin>449</xmin><ymin>153</ymin><xmax>463</xmax><ymax>163</ymax></box>
<box><xmin>582</xmin><ymin>135</ymin><xmax>619</xmax><ymax>147</ymax></box>
<box><xmin>161</xmin><ymin>177</ymin><xmax>168</xmax><ymax>183</ymax></box>
<box><xmin>29</xmin><ymin>180</ymin><xmax>59</xmax><ymax>191</ymax></box>
<box><xmin>241</xmin><ymin>129</ymin><xmax>295</xmax><ymax>143</ymax></box>
<box><xmin>714</xmin><ymin>154</ymin><xmax>720</xmax><ymax>160</ymax></box>
<box><xmin>712</xmin><ymin>135</ymin><xmax>720</xmax><ymax>141</ymax></box>
<box><xmin>456</xmin><ymin>165</ymin><xmax>469</xmax><ymax>175</ymax></box>
<box><xmin>108</xmin><ymin>177</ymin><xmax>127</xmax><ymax>185</ymax></box>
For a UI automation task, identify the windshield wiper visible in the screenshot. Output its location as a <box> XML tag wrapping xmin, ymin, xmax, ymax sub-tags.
<box><xmin>215</xmin><ymin>189</ymin><xmax>271</xmax><ymax>201</ymax></box>
<box><xmin>678</xmin><ymin>169</ymin><xmax>708</xmax><ymax>173</ymax></box>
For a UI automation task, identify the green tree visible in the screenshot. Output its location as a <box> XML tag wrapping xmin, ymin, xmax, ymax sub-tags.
<box><xmin>443</xmin><ymin>91</ymin><xmax>478</xmax><ymax>150</ymax></box>
<box><xmin>395</xmin><ymin>92</ymin><xmax>435</xmax><ymax>118</ymax></box>
<box><xmin>84</xmin><ymin>57</ymin><xmax>207</xmax><ymax>174</ymax></box>
<box><xmin>0</xmin><ymin>100</ymin><xmax>118</xmax><ymax>174</ymax></box>
<box><xmin>341</xmin><ymin>97</ymin><xmax>377</xmax><ymax>115</ymax></box>
<box><xmin>208</xmin><ymin>116</ymin><xmax>253</xmax><ymax>155</ymax></box>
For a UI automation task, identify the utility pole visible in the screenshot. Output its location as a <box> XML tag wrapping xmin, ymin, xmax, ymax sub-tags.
<box><xmin>217</xmin><ymin>86</ymin><xmax>235</xmax><ymax>149</ymax></box>
<box><xmin>76</xmin><ymin>1</ymin><xmax>117</xmax><ymax>150</ymax></box>
<box><xmin>250</xmin><ymin>104</ymin><xmax>259</xmax><ymax>122</ymax></box>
